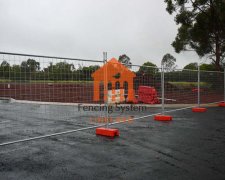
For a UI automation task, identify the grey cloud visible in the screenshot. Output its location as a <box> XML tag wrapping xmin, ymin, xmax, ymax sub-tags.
<box><xmin>0</xmin><ymin>0</ymin><xmax>201</xmax><ymax>68</ymax></box>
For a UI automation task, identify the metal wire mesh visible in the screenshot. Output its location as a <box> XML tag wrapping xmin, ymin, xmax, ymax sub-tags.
<box><xmin>0</xmin><ymin>52</ymin><xmax>105</xmax><ymax>144</ymax></box>
<box><xmin>164</xmin><ymin>68</ymin><xmax>198</xmax><ymax>105</ymax></box>
<box><xmin>0</xmin><ymin>51</ymin><xmax>224</xmax><ymax>146</ymax></box>
<box><xmin>105</xmin><ymin>62</ymin><xmax>162</xmax><ymax>122</ymax></box>
<box><xmin>200</xmin><ymin>70</ymin><xmax>224</xmax><ymax>104</ymax></box>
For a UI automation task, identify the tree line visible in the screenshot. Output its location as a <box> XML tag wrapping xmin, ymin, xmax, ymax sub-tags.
<box><xmin>0</xmin><ymin>57</ymin><xmax>221</xmax><ymax>83</ymax></box>
<box><xmin>0</xmin><ymin>59</ymin><xmax>99</xmax><ymax>81</ymax></box>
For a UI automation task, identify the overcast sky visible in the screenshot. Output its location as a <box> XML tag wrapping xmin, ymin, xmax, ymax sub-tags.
<box><xmin>0</xmin><ymin>0</ymin><xmax>207</xmax><ymax>68</ymax></box>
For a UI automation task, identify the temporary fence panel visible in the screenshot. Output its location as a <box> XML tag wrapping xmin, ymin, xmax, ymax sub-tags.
<box><xmin>200</xmin><ymin>70</ymin><xmax>224</xmax><ymax>104</ymax></box>
<box><xmin>0</xmin><ymin>51</ymin><xmax>225</xmax><ymax>146</ymax></box>
<box><xmin>163</xmin><ymin>68</ymin><xmax>198</xmax><ymax>106</ymax></box>
<box><xmin>0</xmin><ymin>52</ymin><xmax>105</xmax><ymax>145</ymax></box>
<box><xmin>162</xmin><ymin>66</ymin><xmax>224</xmax><ymax>111</ymax></box>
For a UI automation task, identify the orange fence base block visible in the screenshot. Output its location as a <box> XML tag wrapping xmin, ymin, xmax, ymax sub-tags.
<box><xmin>154</xmin><ymin>115</ymin><xmax>172</xmax><ymax>121</ymax></box>
<box><xmin>192</xmin><ymin>107</ymin><xmax>207</xmax><ymax>112</ymax></box>
<box><xmin>218</xmin><ymin>102</ymin><xmax>225</xmax><ymax>107</ymax></box>
<box><xmin>96</xmin><ymin>128</ymin><xmax>119</xmax><ymax>137</ymax></box>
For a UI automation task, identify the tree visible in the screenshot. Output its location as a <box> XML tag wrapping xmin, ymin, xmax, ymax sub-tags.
<box><xmin>21</xmin><ymin>59</ymin><xmax>40</xmax><ymax>80</ymax></box>
<box><xmin>1</xmin><ymin>60</ymin><xmax>10</xmax><ymax>67</ymax></box>
<box><xmin>79</xmin><ymin>65</ymin><xmax>100</xmax><ymax>80</ymax></box>
<box><xmin>165</xmin><ymin>0</ymin><xmax>225</xmax><ymax>71</ymax></box>
<box><xmin>81</xmin><ymin>65</ymin><xmax>100</xmax><ymax>73</ymax></box>
<box><xmin>183</xmin><ymin>62</ymin><xmax>198</xmax><ymax>70</ymax></box>
<box><xmin>200</xmin><ymin>63</ymin><xmax>217</xmax><ymax>71</ymax></box>
<box><xmin>44</xmin><ymin>61</ymin><xmax>75</xmax><ymax>81</ymax></box>
<box><xmin>0</xmin><ymin>61</ymin><xmax>10</xmax><ymax>78</ymax></box>
<box><xmin>161</xmin><ymin>53</ymin><xmax>177</xmax><ymax>72</ymax></box>
<box><xmin>11</xmin><ymin>65</ymin><xmax>21</xmax><ymax>80</ymax></box>
<box><xmin>27</xmin><ymin>59</ymin><xmax>40</xmax><ymax>72</ymax></box>
<box><xmin>183</xmin><ymin>62</ymin><xmax>217</xmax><ymax>71</ymax></box>
<box><xmin>118</xmin><ymin>54</ymin><xmax>132</xmax><ymax>68</ymax></box>
<box><xmin>21</xmin><ymin>59</ymin><xmax>40</xmax><ymax>72</ymax></box>
<box><xmin>135</xmin><ymin>62</ymin><xmax>159</xmax><ymax>88</ymax></box>
<box><xmin>138</xmin><ymin>61</ymin><xmax>159</xmax><ymax>76</ymax></box>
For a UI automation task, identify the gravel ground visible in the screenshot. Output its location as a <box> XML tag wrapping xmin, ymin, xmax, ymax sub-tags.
<box><xmin>0</xmin><ymin>102</ymin><xmax>225</xmax><ymax>180</ymax></box>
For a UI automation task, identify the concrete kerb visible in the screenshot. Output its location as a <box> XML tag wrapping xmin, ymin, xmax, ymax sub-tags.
<box><xmin>12</xmin><ymin>99</ymin><xmax>219</xmax><ymax>108</ymax></box>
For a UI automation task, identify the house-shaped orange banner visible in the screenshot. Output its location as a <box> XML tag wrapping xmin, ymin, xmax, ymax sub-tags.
<box><xmin>91</xmin><ymin>58</ymin><xmax>136</xmax><ymax>102</ymax></box>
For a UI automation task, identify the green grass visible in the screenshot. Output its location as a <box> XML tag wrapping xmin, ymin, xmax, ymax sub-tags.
<box><xmin>0</xmin><ymin>79</ymin><xmax>12</xmax><ymax>83</ymax></box>
<box><xmin>168</xmin><ymin>81</ymin><xmax>212</xmax><ymax>89</ymax></box>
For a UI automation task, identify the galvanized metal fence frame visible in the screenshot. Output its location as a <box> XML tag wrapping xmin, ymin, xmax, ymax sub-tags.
<box><xmin>0</xmin><ymin>51</ymin><xmax>224</xmax><ymax>146</ymax></box>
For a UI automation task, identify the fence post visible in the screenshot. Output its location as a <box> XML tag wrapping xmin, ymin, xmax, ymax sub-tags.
<box><xmin>95</xmin><ymin>52</ymin><xmax>119</xmax><ymax>137</ymax></box>
<box><xmin>103</xmin><ymin>52</ymin><xmax>109</xmax><ymax>128</ymax></box>
<box><xmin>192</xmin><ymin>64</ymin><xmax>207</xmax><ymax>112</ymax></box>
<box><xmin>161</xmin><ymin>62</ymin><xmax>165</xmax><ymax>115</ymax></box>
<box><xmin>8</xmin><ymin>56</ymin><xmax>11</xmax><ymax>89</ymax></box>
<box><xmin>198</xmin><ymin>64</ymin><xmax>200</xmax><ymax>107</ymax></box>
<box><xmin>224</xmin><ymin>67</ymin><xmax>225</xmax><ymax>102</ymax></box>
<box><xmin>154</xmin><ymin>62</ymin><xmax>172</xmax><ymax>121</ymax></box>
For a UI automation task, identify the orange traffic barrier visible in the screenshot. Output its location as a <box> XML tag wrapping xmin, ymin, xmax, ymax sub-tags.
<box><xmin>154</xmin><ymin>115</ymin><xmax>172</xmax><ymax>121</ymax></box>
<box><xmin>192</xmin><ymin>107</ymin><xmax>207</xmax><ymax>112</ymax></box>
<box><xmin>218</xmin><ymin>102</ymin><xmax>225</xmax><ymax>107</ymax></box>
<box><xmin>96</xmin><ymin>127</ymin><xmax>119</xmax><ymax>137</ymax></box>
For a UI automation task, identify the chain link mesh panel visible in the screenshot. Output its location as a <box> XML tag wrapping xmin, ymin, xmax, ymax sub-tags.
<box><xmin>0</xmin><ymin>52</ymin><xmax>224</xmax><ymax>145</ymax></box>
<box><xmin>0</xmin><ymin>53</ymin><xmax>105</xmax><ymax>144</ymax></box>
<box><xmin>200</xmin><ymin>70</ymin><xmax>224</xmax><ymax>104</ymax></box>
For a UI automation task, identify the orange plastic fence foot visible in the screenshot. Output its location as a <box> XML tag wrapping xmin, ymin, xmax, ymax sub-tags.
<box><xmin>218</xmin><ymin>102</ymin><xmax>225</xmax><ymax>107</ymax></box>
<box><xmin>96</xmin><ymin>128</ymin><xmax>119</xmax><ymax>137</ymax></box>
<box><xmin>192</xmin><ymin>107</ymin><xmax>207</xmax><ymax>112</ymax></box>
<box><xmin>154</xmin><ymin>115</ymin><xmax>172</xmax><ymax>121</ymax></box>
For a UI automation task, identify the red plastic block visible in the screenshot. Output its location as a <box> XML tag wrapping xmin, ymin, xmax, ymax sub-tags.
<box><xmin>192</xmin><ymin>107</ymin><xmax>207</xmax><ymax>112</ymax></box>
<box><xmin>96</xmin><ymin>128</ymin><xmax>119</xmax><ymax>137</ymax></box>
<box><xmin>218</xmin><ymin>102</ymin><xmax>225</xmax><ymax>107</ymax></box>
<box><xmin>154</xmin><ymin>115</ymin><xmax>172</xmax><ymax>121</ymax></box>
<box><xmin>138</xmin><ymin>86</ymin><xmax>160</xmax><ymax>104</ymax></box>
<box><xmin>192</xmin><ymin>88</ymin><xmax>204</xmax><ymax>92</ymax></box>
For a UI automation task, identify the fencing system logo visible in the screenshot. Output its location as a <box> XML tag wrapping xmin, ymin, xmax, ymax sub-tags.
<box><xmin>91</xmin><ymin>58</ymin><xmax>136</xmax><ymax>103</ymax></box>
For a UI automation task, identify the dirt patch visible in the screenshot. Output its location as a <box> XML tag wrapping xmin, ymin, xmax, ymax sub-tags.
<box><xmin>0</xmin><ymin>82</ymin><xmax>223</xmax><ymax>104</ymax></box>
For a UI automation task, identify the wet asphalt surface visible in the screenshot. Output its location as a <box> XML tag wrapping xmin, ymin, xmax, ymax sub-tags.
<box><xmin>0</xmin><ymin>102</ymin><xmax>225</xmax><ymax>180</ymax></box>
